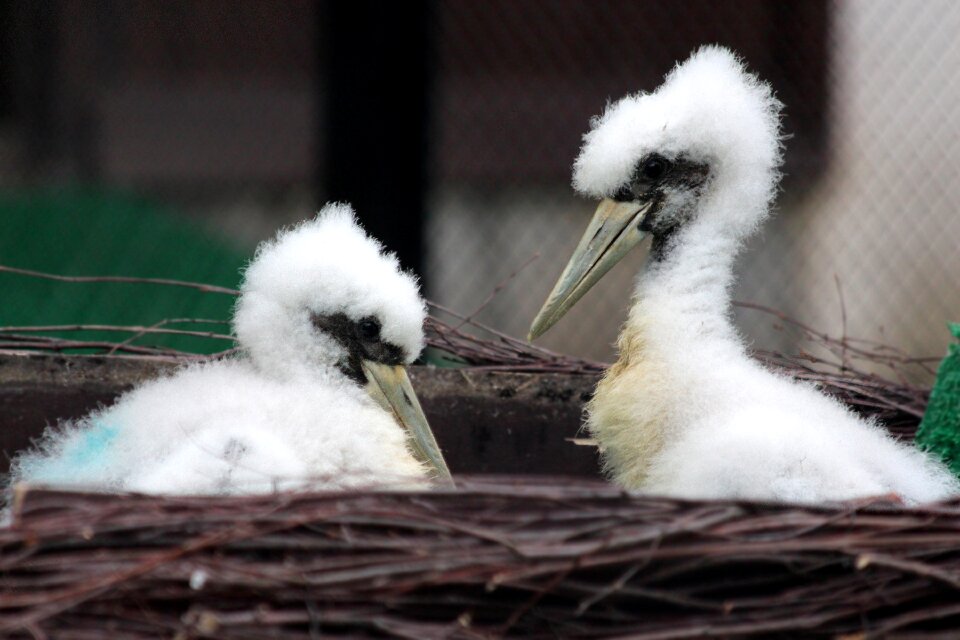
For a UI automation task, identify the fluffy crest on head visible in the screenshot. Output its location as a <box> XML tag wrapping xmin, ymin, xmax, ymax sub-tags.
<box><xmin>233</xmin><ymin>204</ymin><xmax>426</xmax><ymax>377</ymax></box>
<box><xmin>572</xmin><ymin>46</ymin><xmax>783</xmax><ymax>231</ymax></box>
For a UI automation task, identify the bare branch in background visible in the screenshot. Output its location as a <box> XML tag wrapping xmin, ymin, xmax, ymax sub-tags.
<box><xmin>0</xmin><ymin>265</ymin><xmax>240</xmax><ymax>295</ymax></box>
<box><xmin>454</xmin><ymin>251</ymin><xmax>540</xmax><ymax>330</ymax></box>
<box><xmin>0</xmin><ymin>263</ymin><xmax>940</xmax><ymax>437</ymax></box>
<box><xmin>0</xmin><ymin>324</ymin><xmax>234</xmax><ymax>341</ymax></box>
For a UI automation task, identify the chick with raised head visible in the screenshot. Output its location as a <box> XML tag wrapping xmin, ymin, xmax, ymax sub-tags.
<box><xmin>530</xmin><ymin>47</ymin><xmax>957</xmax><ymax>504</ymax></box>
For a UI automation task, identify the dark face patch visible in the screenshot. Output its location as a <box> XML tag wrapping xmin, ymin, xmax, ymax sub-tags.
<box><xmin>612</xmin><ymin>153</ymin><xmax>710</xmax><ymax>260</ymax></box>
<box><xmin>311</xmin><ymin>312</ymin><xmax>406</xmax><ymax>384</ymax></box>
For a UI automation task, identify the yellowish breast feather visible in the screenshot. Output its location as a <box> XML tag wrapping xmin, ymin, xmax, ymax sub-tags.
<box><xmin>587</xmin><ymin>318</ymin><xmax>672</xmax><ymax>489</ymax></box>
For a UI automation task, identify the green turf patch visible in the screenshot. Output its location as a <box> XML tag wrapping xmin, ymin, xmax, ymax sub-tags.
<box><xmin>916</xmin><ymin>323</ymin><xmax>960</xmax><ymax>477</ymax></box>
<box><xmin>0</xmin><ymin>190</ymin><xmax>247</xmax><ymax>354</ymax></box>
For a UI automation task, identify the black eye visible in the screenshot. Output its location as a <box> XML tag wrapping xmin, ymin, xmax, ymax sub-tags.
<box><xmin>641</xmin><ymin>155</ymin><xmax>670</xmax><ymax>181</ymax></box>
<box><xmin>358</xmin><ymin>318</ymin><xmax>380</xmax><ymax>341</ymax></box>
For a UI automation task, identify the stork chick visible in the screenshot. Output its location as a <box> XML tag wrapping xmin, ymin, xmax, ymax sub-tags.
<box><xmin>9</xmin><ymin>204</ymin><xmax>452</xmax><ymax>495</ymax></box>
<box><xmin>529</xmin><ymin>46</ymin><xmax>958</xmax><ymax>504</ymax></box>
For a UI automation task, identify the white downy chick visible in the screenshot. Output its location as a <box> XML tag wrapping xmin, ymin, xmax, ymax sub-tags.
<box><xmin>529</xmin><ymin>46</ymin><xmax>958</xmax><ymax>505</ymax></box>
<box><xmin>9</xmin><ymin>204</ymin><xmax>452</xmax><ymax>495</ymax></box>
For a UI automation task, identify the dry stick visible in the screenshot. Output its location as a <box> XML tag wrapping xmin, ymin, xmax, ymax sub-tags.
<box><xmin>853</xmin><ymin>552</ymin><xmax>960</xmax><ymax>591</ymax></box>
<box><xmin>500</xmin><ymin>560</ymin><xmax>579</xmax><ymax>633</ymax></box>
<box><xmin>107</xmin><ymin>318</ymin><xmax>234</xmax><ymax>356</ymax></box>
<box><xmin>428</xmin><ymin>301</ymin><xmax>606</xmax><ymax>370</ymax></box>
<box><xmin>426</xmin><ymin>316</ymin><xmax>604</xmax><ymax>373</ymax></box>
<box><xmin>0</xmin><ymin>261</ymin><xmax>938</xmax><ymax>412</ymax></box>
<box><xmin>0</xmin><ymin>338</ymin><xmax>234</xmax><ymax>361</ymax></box>
<box><xmin>1</xmin><ymin>523</ymin><xmax>256</xmax><ymax>632</ymax></box>
<box><xmin>0</xmin><ymin>264</ymin><xmax>240</xmax><ymax>295</ymax></box>
<box><xmin>0</xmin><ymin>261</ymin><xmax>596</xmax><ymax>370</ymax></box>
<box><xmin>454</xmin><ymin>251</ymin><xmax>540</xmax><ymax>331</ymax></box>
<box><xmin>6</xmin><ymin>488</ymin><xmax>960</xmax><ymax>637</ymax></box>
<box><xmin>0</xmin><ymin>264</ymin><xmax>240</xmax><ymax>359</ymax></box>
<box><xmin>756</xmin><ymin>351</ymin><xmax>928</xmax><ymax>413</ymax></box>
<box><xmin>0</xmin><ymin>263</ymin><xmax>931</xmax><ymax>369</ymax></box>
<box><xmin>835</xmin><ymin>274</ymin><xmax>850</xmax><ymax>373</ymax></box>
<box><xmin>871</xmin><ymin>601</ymin><xmax>960</xmax><ymax>636</ymax></box>
<box><xmin>734</xmin><ymin>301</ymin><xmax>927</xmax><ymax>363</ymax></box>
<box><xmin>734</xmin><ymin>300</ymin><xmax>939</xmax><ymax>378</ymax></box>
<box><xmin>575</xmin><ymin>563</ymin><xmax>641</xmax><ymax>615</ymax></box>
<box><xmin>429</xmin><ymin>302</ymin><xmax>558</xmax><ymax>357</ymax></box>
<box><xmin>0</xmin><ymin>263</ymin><xmax>876</xmax><ymax>357</ymax></box>
<box><xmin>0</xmin><ymin>336</ymin><xmax>191</xmax><ymax>357</ymax></box>
<box><xmin>0</xmin><ymin>324</ymin><xmax>234</xmax><ymax>341</ymax></box>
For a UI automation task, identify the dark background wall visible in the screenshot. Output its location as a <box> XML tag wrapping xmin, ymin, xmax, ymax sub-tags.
<box><xmin>0</xmin><ymin>1</ymin><xmax>829</xmax><ymax>273</ymax></box>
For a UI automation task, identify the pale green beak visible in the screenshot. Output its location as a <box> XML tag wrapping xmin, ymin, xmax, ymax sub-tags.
<box><xmin>362</xmin><ymin>361</ymin><xmax>454</xmax><ymax>486</ymax></box>
<box><xmin>528</xmin><ymin>198</ymin><xmax>653</xmax><ymax>340</ymax></box>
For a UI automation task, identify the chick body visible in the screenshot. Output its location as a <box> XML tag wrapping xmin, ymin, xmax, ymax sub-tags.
<box><xmin>9</xmin><ymin>205</ymin><xmax>437</xmax><ymax>495</ymax></box>
<box><xmin>539</xmin><ymin>46</ymin><xmax>959</xmax><ymax>504</ymax></box>
<box><xmin>591</xmin><ymin>299</ymin><xmax>956</xmax><ymax>504</ymax></box>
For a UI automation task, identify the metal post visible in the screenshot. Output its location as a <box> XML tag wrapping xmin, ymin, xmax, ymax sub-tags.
<box><xmin>321</xmin><ymin>0</ymin><xmax>433</xmax><ymax>279</ymax></box>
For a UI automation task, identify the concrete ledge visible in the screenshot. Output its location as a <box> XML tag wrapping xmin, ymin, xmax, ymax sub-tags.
<box><xmin>0</xmin><ymin>353</ymin><xmax>602</xmax><ymax>477</ymax></box>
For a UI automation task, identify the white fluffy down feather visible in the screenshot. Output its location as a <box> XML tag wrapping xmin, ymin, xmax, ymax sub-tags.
<box><xmin>9</xmin><ymin>204</ymin><xmax>430</xmax><ymax>495</ymax></box>
<box><xmin>574</xmin><ymin>46</ymin><xmax>959</xmax><ymax>504</ymax></box>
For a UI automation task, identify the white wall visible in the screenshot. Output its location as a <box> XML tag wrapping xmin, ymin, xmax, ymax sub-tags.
<box><xmin>740</xmin><ymin>0</ymin><xmax>960</xmax><ymax>368</ymax></box>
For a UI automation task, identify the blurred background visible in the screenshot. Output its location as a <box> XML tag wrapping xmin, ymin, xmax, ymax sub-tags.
<box><xmin>0</xmin><ymin>0</ymin><xmax>958</xmax><ymax>374</ymax></box>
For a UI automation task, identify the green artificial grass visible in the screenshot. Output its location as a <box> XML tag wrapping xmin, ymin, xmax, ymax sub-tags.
<box><xmin>916</xmin><ymin>323</ymin><xmax>960</xmax><ymax>477</ymax></box>
<box><xmin>0</xmin><ymin>190</ymin><xmax>248</xmax><ymax>354</ymax></box>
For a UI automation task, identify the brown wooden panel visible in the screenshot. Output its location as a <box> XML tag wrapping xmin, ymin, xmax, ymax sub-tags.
<box><xmin>0</xmin><ymin>354</ymin><xmax>602</xmax><ymax>478</ymax></box>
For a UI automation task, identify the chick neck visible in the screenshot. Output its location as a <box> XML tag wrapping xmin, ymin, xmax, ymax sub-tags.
<box><xmin>588</xmin><ymin>198</ymin><xmax>754</xmax><ymax>489</ymax></box>
<box><xmin>622</xmin><ymin>183</ymin><xmax>764</xmax><ymax>369</ymax></box>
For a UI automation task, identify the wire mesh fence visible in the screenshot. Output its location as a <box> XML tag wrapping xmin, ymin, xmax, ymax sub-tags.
<box><xmin>0</xmin><ymin>0</ymin><xmax>958</xmax><ymax>375</ymax></box>
<box><xmin>427</xmin><ymin>0</ymin><xmax>960</xmax><ymax>371</ymax></box>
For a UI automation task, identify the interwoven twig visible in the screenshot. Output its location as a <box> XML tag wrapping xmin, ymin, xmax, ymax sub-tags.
<box><xmin>0</xmin><ymin>265</ymin><xmax>957</xmax><ymax>638</ymax></box>
<box><xmin>3</xmin><ymin>481</ymin><xmax>960</xmax><ymax>638</ymax></box>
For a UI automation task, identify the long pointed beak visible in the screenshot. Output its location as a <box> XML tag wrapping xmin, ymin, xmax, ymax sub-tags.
<box><xmin>528</xmin><ymin>198</ymin><xmax>653</xmax><ymax>340</ymax></box>
<box><xmin>362</xmin><ymin>361</ymin><xmax>454</xmax><ymax>486</ymax></box>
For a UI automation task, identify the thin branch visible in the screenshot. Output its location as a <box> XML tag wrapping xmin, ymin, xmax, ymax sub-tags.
<box><xmin>107</xmin><ymin>318</ymin><xmax>234</xmax><ymax>355</ymax></box>
<box><xmin>834</xmin><ymin>275</ymin><xmax>849</xmax><ymax>372</ymax></box>
<box><xmin>0</xmin><ymin>324</ymin><xmax>234</xmax><ymax>341</ymax></box>
<box><xmin>0</xmin><ymin>264</ymin><xmax>240</xmax><ymax>295</ymax></box>
<box><xmin>454</xmin><ymin>252</ymin><xmax>540</xmax><ymax>330</ymax></box>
